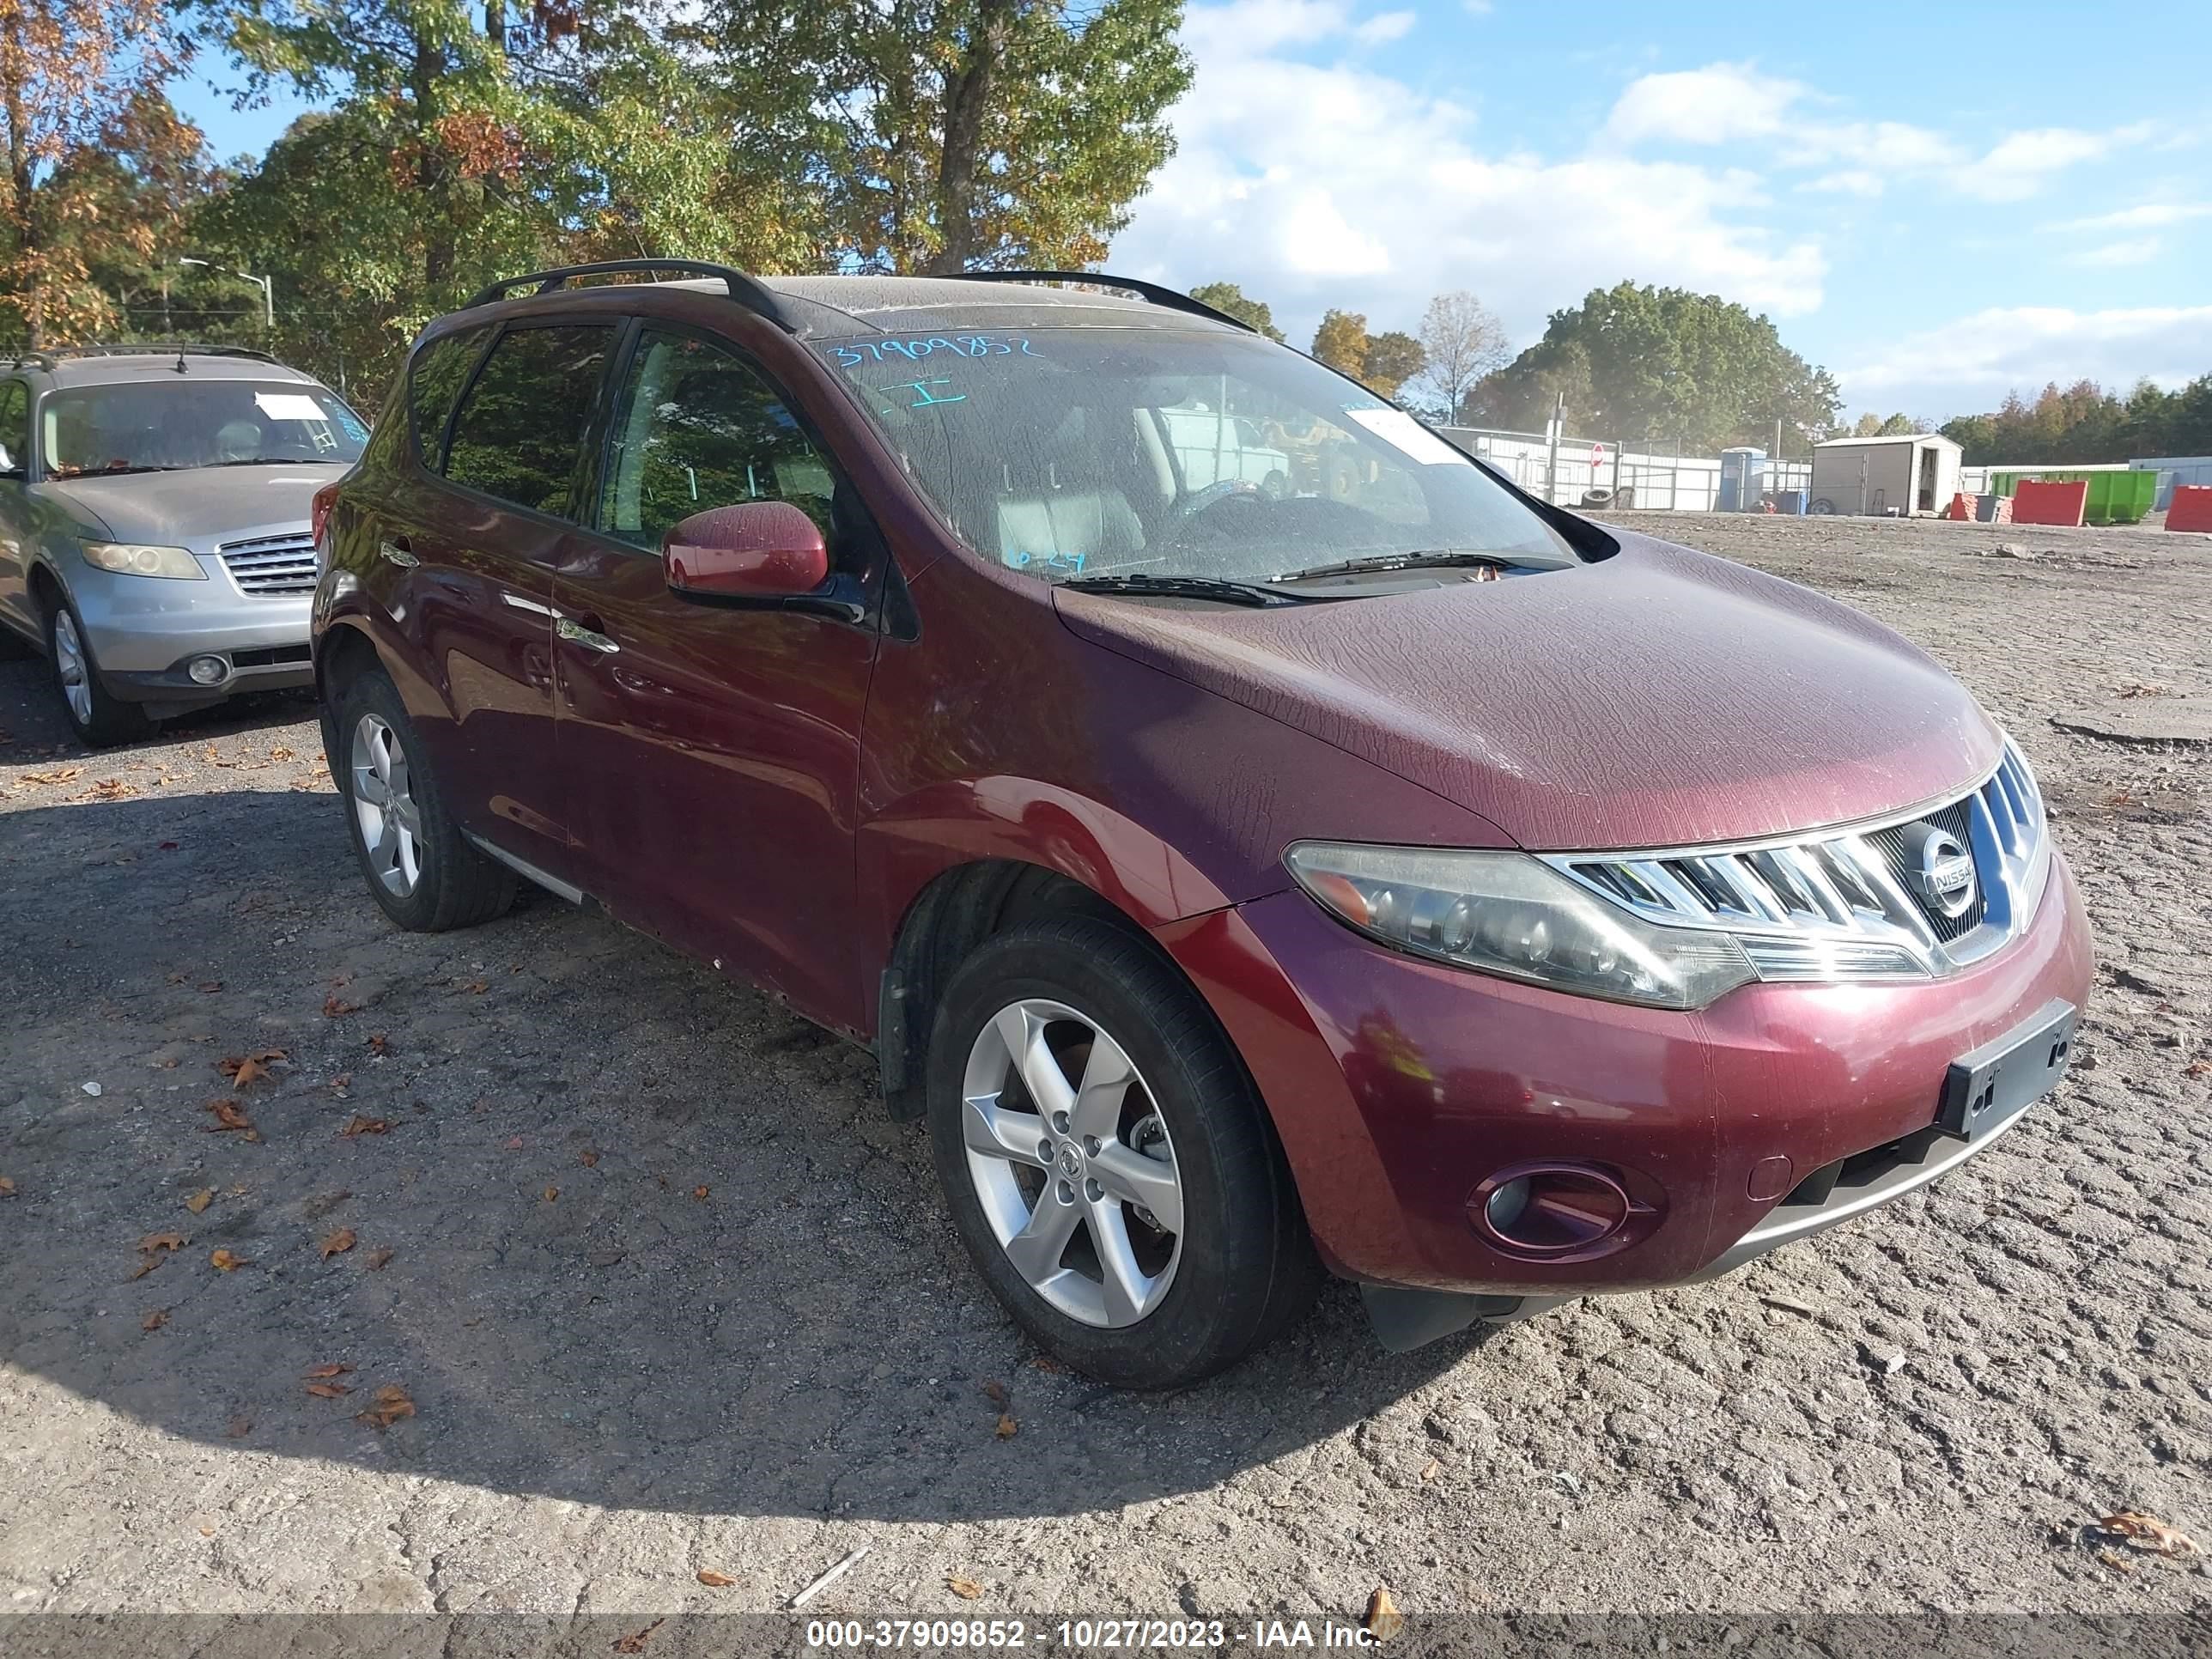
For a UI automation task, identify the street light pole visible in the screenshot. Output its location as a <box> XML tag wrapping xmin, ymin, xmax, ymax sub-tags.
<box><xmin>177</xmin><ymin>258</ymin><xmax>275</xmax><ymax>329</ymax></box>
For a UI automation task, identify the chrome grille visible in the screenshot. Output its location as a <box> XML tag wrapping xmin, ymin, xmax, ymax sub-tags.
<box><xmin>219</xmin><ymin>532</ymin><xmax>319</xmax><ymax>596</ymax></box>
<box><xmin>1544</xmin><ymin>743</ymin><xmax>2050</xmax><ymax>982</ymax></box>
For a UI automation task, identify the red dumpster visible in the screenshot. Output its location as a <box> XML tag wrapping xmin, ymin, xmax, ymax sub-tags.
<box><xmin>2012</xmin><ymin>479</ymin><xmax>2087</xmax><ymax>527</ymax></box>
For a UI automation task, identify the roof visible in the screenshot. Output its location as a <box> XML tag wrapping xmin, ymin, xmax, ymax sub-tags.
<box><xmin>12</xmin><ymin>349</ymin><xmax>319</xmax><ymax>391</ymax></box>
<box><xmin>500</xmin><ymin>273</ymin><xmax>1239</xmax><ymax>340</ymax></box>
<box><xmin>1814</xmin><ymin>433</ymin><xmax>1962</xmax><ymax>451</ymax></box>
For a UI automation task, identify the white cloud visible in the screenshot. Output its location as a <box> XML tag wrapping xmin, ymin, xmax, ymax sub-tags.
<box><xmin>1808</xmin><ymin>169</ymin><xmax>1882</xmax><ymax>198</ymax></box>
<box><xmin>1601</xmin><ymin>62</ymin><xmax>1802</xmax><ymax>147</ymax></box>
<box><xmin>1115</xmin><ymin>19</ymin><xmax>1826</xmax><ymax>343</ymax></box>
<box><xmin>2070</xmin><ymin>237</ymin><xmax>2165</xmax><ymax>268</ymax></box>
<box><xmin>1352</xmin><ymin>8</ymin><xmax>1415</xmax><ymax>43</ymax></box>
<box><xmin>1973</xmin><ymin>122</ymin><xmax>2155</xmax><ymax>201</ymax></box>
<box><xmin>2049</xmin><ymin>201</ymin><xmax>2212</xmax><ymax>233</ymax></box>
<box><xmin>1840</xmin><ymin>305</ymin><xmax>2212</xmax><ymax>412</ymax></box>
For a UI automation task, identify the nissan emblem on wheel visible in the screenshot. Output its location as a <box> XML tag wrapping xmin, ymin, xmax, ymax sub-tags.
<box><xmin>309</xmin><ymin>262</ymin><xmax>2091</xmax><ymax>1389</ymax></box>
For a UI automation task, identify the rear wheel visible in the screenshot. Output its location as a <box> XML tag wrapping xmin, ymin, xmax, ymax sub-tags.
<box><xmin>927</xmin><ymin>917</ymin><xmax>1318</xmax><ymax>1388</ymax></box>
<box><xmin>334</xmin><ymin>667</ymin><xmax>515</xmax><ymax>932</ymax></box>
<box><xmin>46</xmin><ymin>599</ymin><xmax>150</xmax><ymax>749</ymax></box>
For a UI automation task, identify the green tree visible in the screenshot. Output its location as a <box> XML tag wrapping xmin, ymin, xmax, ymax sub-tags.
<box><xmin>1360</xmin><ymin>330</ymin><xmax>1424</xmax><ymax>400</ymax></box>
<box><xmin>1311</xmin><ymin>308</ymin><xmax>1367</xmax><ymax>377</ymax></box>
<box><xmin>692</xmin><ymin>0</ymin><xmax>1191</xmax><ymax>275</ymax></box>
<box><xmin>1188</xmin><ymin>280</ymin><xmax>1283</xmax><ymax>341</ymax></box>
<box><xmin>1</xmin><ymin>0</ymin><xmax>189</xmax><ymax>345</ymax></box>
<box><xmin>1464</xmin><ymin>281</ymin><xmax>1839</xmax><ymax>450</ymax></box>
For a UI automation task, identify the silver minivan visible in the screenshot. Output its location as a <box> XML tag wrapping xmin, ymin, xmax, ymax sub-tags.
<box><xmin>0</xmin><ymin>345</ymin><xmax>365</xmax><ymax>745</ymax></box>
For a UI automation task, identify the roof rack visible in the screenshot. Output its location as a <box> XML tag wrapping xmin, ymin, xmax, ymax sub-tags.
<box><xmin>462</xmin><ymin>259</ymin><xmax>797</xmax><ymax>331</ymax></box>
<box><xmin>9</xmin><ymin>343</ymin><xmax>279</xmax><ymax>369</ymax></box>
<box><xmin>952</xmin><ymin>270</ymin><xmax>1258</xmax><ymax>334</ymax></box>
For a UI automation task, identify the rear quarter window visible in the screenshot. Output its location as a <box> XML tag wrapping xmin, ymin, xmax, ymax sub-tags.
<box><xmin>441</xmin><ymin>324</ymin><xmax>615</xmax><ymax>519</ymax></box>
<box><xmin>406</xmin><ymin>326</ymin><xmax>489</xmax><ymax>470</ymax></box>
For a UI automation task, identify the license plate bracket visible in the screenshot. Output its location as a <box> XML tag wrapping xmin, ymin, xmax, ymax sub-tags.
<box><xmin>1938</xmin><ymin>998</ymin><xmax>2077</xmax><ymax>1139</ymax></box>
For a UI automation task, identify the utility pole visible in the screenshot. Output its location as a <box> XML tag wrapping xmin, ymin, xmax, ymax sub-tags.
<box><xmin>178</xmin><ymin>258</ymin><xmax>275</xmax><ymax>329</ymax></box>
<box><xmin>1544</xmin><ymin>391</ymin><xmax>1565</xmax><ymax>504</ymax></box>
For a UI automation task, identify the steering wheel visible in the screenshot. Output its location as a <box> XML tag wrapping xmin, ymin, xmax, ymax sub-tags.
<box><xmin>1171</xmin><ymin>477</ymin><xmax>1260</xmax><ymax>526</ymax></box>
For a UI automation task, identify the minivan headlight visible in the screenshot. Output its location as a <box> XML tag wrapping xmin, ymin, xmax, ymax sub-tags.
<box><xmin>1285</xmin><ymin>842</ymin><xmax>1758</xmax><ymax>1011</ymax></box>
<box><xmin>82</xmin><ymin>541</ymin><xmax>206</xmax><ymax>580</ymax></box>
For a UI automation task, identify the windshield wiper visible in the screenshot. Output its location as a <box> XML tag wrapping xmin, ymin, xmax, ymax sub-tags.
<box><xmin>207</xmin><ymin>457</ymin><xmax>320</xmax><ymax>466</ymax></box>
<box><xmin>70</xmin><ymin>465</ymin><xmax>187</xmax><ymax>477</ymax></box>
<box><xmin>1055</xmin><ymin>574</ymin><xmax>1309</xmax><ymax>607</ymax></box>
<box><xmin>1269</xmin><ymin>550</ymin><xmax>1510</xmax><ymax>584</ymax></box>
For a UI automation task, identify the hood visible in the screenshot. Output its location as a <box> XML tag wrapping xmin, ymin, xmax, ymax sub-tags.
<box><xmin>40</xmin><ymin>465</ymin><xmax>345</xmax><ymax>544</ymax></box>
<box><xmin>1053</xmin><ymin>532</ymin><xmax>2001</xmax><ymax>852</ymax></box>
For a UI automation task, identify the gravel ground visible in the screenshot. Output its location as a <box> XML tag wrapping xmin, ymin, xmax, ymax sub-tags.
<box><xmin>2</xmin><ymin>512</ymin><xmax>2209</xmax><ymax>1640</ymax></box>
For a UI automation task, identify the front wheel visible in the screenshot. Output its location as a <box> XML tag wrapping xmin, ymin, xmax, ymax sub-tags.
<box><xmin>927</xmin><ymin>917</ymin><xmax>1318</xmax><ymax>1388</ymax></box>
<box><xmin>46</xmin><ymin>599</ymin><xmax>149</xmax><ymax>748</ymax></box>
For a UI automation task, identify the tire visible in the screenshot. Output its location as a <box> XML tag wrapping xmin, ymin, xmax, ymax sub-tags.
<box><xmin>1808</xmin><ymin>497</ymin><xmax>1837</xmax><ymax>516</ymax></box>
<box><xmin>927</xmin><ymin>917</ymin><xmax>1318</xmax><ymax>1388</ymax></box>
<box><xmin>46</xmin><ymin>597</ymin><xmax>150</xmax><ymax>749</ymax></box>
<box><xmin>332</xmin><ymin>666</ymin><xmax>516</xmax><ymax>932</ymax></box>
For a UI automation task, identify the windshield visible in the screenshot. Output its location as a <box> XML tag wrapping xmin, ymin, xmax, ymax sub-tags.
<box><xmin>820</xmin><ymin>326</ymin><xmax>1577</xmax><ymax>584</ymax></box>
<box><xmin>40</xmin><ymin>379</ymin><xmax>367</xmax><ymax>477</ymax></box>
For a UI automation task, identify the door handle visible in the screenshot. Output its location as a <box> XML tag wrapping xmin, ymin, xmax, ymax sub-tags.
<box><xmin>378</xmin><ymin>538</ymin><xmax>418</xmax><ymax>568</ymax></box>
<box><xmin>556</xmin><ymin>616</ymin><xmax>620</xmax><ymax>655</ymax></box>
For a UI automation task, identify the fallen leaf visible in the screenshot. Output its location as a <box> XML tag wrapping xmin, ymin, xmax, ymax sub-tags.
<box><xmin>323</xmin><ymin>994</ymin><xmax>357</xmax><ymax>1018</ymax></box>
<box><xmin>367</xmin><ymin>1248</ymin><xmax>394</xmax><ymax>1270</ymax></box>
<box><xmin>229</xmin><ymin>1058</ymin><xmax>265</xmax><ymax>1088</ymax></box>
<box><xmin>1419</xmin><ymin>1457</ymin><xmax>1440</xmax><ymax>1483</ymax></box>
<box><xmin>2100</xmin><ymin>1511</ymin><xmax>2200</xmax><ymax>1558</ymax></box>
<box><xmin>611</xmin><ymin>1620</ymin><xmax>664</xmax><ymax>1654</ymax></box>
<box><xmin>209</xmin><ymin>1249</ymin><xmax>247</xmax><ymax>1273</ymax></box>
<box><xmin>0</xmin><ymin>1176</ymin><xmax>15</xmax><ymax>1197</ymax></box>
<box><xmin>994</xmin><ymin>1414</ymin><xmax>1017</xmax><ymax>1439</ymax></box>
<box><xmin>542</xmin><ymin>1186</ymin><xmax>559</xmax><ymax>1203</ymax></box>
<box><xmin>692</xmin><ymin>1185</ymin><xmax>710</xmax><ymax>1201</ymax></box>
<box><xmin>138</xmin><ymin>1231</ymin><xmax>187</xmax><ymax>1255</ymax></box>
<box><xmin>459</xmin><ymin>979</ymin><xmax>487</xmax><ymax>995</ymax></box>
<box><xmin>303</xmin><ymin>1362</ymin><xmax>351</xmax><ymax>1378</ymax></box>
<box><xmin>319</xmin><ymin>1227</ymin><xmax>357</xmax><ymax>1260</ymax></box>
<box><xmin>204</xmin><ymin>1098</ymin><xmax>254</xmax><ymax>1133</ymax></box>
<box><xmin>947</xmin><ymin>1576</ymin><xmax>984</xmax><ymax>1600</ymax></box>
<box><xmin>306</xmin><ymin>1381</ymin><xmax>354</xmax><ymax>1398</ymax></box>
<box><xmin>1364</xmin><ymin>1587</ymin><xmax>1404</xmax><ymax>1642</ymax></box>
<box><xmin>142</xmin><ymin>1309</ymin><xmax>168</xmax><ymax>1332</ymax></box>
<box><xmin>580</xmin><ymin>1150</ymin><xmax>600</xmax><ymax>1168</ymax></box>
<box><xmin>367</xmin><ymin>1031</ymin><xmax>388</xmax><ymax>1056</ymax></box>
<box><xmin>696</xmin><ymin>1570</ymin><xmax>736</xmax><ymax>1589</ymax></box>
<box><xmin>339</xmin><ymin>1115</ymin><xmax>391</xmax><ymax>1138</ymax></box>
<box><xmin>225</xmin><ymin>1416</ymin><xmax>252</xmax><ymax>1439</ymax></box>
<box><xmin>198</xmin><ymin>982</ymin><xmax>223</xmax><ymax>994</ymax></box>
<box><xmin>329</xmin><ymin>1073</ymin><xmax>353</xmax><ymax>1091</ymax></box>
<box><xmin>982</xmin><ymin>1379</ymin><xmax>1008</xmax><ymax>1406</ymax></box>
<box><xmin>270</xmin><ymin>745</ymin><xmax>295</xmax><ymax>762</ymax></box>
<box><xmin>185</xmin><ymin>1188</ymin><xmax>213</xmax><ymax>1213</ymax></box>
<box><xmin>159</xmin><ymin>841</ymin><xmax>179</xmax><ymax>851</ymax></box>
<box><xmin>503</xmin><ymin>1136</ymin><xmax>526</xmax><ymax>1152</ymax></box>
<box><xmin>1029</xmin><ymin>1353</ymin><xmax>1064</xmax><ymax>1373</ymax></box>
<box><xmin>356</xmin><ymin>1383</ymin><xmax>416</xmax><ymax>1431</ymax></box>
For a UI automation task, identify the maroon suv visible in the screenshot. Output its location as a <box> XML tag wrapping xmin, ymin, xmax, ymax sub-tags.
<box><xmin>311</xmin><ymin>263</ymin><xmax>2092</xmax><ymax>1388</ymax></box>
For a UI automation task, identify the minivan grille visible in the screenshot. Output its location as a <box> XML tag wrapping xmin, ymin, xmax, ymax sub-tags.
<box><xmin>219</xmin><ymin>533</ymin><xmax>319</xmax><ymax>596</ymax></box>
<box><xmin>1546</xmin><ymin>743</ymin><xmax>2050</xmax><ymax>982</ymax></box>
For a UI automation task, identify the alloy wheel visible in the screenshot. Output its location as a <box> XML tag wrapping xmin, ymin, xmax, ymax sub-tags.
<box><xmin>52</xmin><ymin>610</ymin><xmax>93</xmax><ymax>726</ymax></box>
<box><xmin>960</xmin><ymin>997</ymin><xmax>1184</xmax><ymax>1328</ymax></box>
<box><xmin>349</xmin><ymin>712</ymin><xmax>423</xmax><ymax>896</ymax></box>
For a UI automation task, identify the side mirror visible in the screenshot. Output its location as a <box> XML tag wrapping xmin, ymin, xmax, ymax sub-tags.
<box><xmin>662</xmin><ymin>501</ymin><xmax>830</xmax><ymax>600</ymax></box>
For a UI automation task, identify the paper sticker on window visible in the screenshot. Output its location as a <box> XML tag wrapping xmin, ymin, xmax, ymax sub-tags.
<box><xmin>1344</xmin><ymin>408</ymin><xmax>1468</xmax><ymax>466</ymax></box>
<box><xmin>255</xmin><ymin>392</ymin><xmax>329</xmax><ymax>422</ymax></box>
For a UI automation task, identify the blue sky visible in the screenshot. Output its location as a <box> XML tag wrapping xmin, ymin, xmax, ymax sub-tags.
<box><xmin>172</xmin><ymin>0</ymin><xmax>2212</xmax><ymax>422</ymax></box>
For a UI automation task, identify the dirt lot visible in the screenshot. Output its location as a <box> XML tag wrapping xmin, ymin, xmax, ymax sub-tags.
<box><xmin>2</xmin><ymin>512</ymin><xmax>2209</xmax><ymax>1640</ymax></box>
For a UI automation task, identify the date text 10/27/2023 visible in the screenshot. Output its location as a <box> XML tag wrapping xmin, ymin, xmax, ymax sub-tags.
<box><xmin>804</xmin><ymin>1618</ymin><xmax>1387</xmax><ymax>1650</ymax></box>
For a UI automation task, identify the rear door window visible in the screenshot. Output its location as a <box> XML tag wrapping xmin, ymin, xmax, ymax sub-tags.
<box><xmin>443</xmin><ymin>324</ymin><xmax>615</xmax><ymax>518</ymax></box>
<box><xmin>405</xmin><ymin>326</ymin><xmax>488</xmax><ymax>469</ymax></box>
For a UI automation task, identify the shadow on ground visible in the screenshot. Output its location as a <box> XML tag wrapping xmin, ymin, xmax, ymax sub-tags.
<box><xmin>0</xmin><ymin>787</ymin><xmax>1480</xmax><ymax>1525</ymax></box>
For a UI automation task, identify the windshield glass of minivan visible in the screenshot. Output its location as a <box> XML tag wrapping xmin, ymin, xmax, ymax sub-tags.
<box><xmin>818</xmin><ymin>326</ymin><xmax>1577</xmax><ymax>586</ymax></box>
<box><xmin>40</xmin><ymin>380</ymin><xmax>368</xmax><ymax>478</ymax></box>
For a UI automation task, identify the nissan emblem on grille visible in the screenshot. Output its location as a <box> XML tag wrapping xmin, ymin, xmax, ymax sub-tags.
<box><xmin>1900</xmin><ymin>821</ymin><xmax>1978</xmax><ymax>919</ymax></box>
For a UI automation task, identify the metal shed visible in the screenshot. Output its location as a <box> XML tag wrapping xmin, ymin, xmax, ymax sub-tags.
<box><xmin>1810</xmin><ymin>434</ymin><xmax>1963</xmax><ymax>517</ymax></box>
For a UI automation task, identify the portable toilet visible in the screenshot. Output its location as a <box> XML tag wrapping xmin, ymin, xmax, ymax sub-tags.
<box><xmin>1718</xmin><ymin>447</ymin><xmax>1767</xmax><ymax>512</ymax></box>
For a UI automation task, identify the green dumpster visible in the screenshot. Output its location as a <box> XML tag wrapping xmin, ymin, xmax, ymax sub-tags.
<box><xmin>1985</xmin><ymin>469</ymin><xmax>2157</xmax><ymax>525</ymax></box>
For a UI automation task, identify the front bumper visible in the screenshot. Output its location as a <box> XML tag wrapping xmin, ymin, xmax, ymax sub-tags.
<box><xmin>1161</xmin><ymin>848</ymin><xmax>2093</xmax><ymax>1302</ymax></box>
<box><xmin>73</xmin><ymin>564</ymin><xmax>313</xmax><ymax>702</ymax></box>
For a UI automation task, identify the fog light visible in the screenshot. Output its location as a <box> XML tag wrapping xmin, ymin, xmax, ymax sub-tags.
<box><xmin>1471</xmin><ymin>1163</ymin><xmax>1633</xmax><ymax>1257</ymax></box>
<box><xmin>186</xmin><ymin>655</ymin><xmax>228</xmax><ymax>685</ymax></box>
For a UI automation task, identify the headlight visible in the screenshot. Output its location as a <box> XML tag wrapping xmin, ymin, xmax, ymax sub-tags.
<box><xmin>1285</xmin><ymin>842</ymin><xmax>1759</xmax><ymax>1011</ymax></box>
<box><xmin>82</xmin><ymin>541</ymin><xmax>206</xmax><ymax>580</ymax></box>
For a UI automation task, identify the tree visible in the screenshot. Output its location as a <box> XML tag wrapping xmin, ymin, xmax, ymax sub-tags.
<box><xmin>1413</xmin><ymin>289</ymin><xmax>1508</xmax><ymax>422</ymax></box>
<box><xmin>1360</xmin><ymin>330</ymin><xmax>1424</xmax><ymax>400</ymax></box>
<box><xmin>1311</xmin><ymin>308</ymin><xmax>1368</xmax><ymax>376</ymax></box>
<box><xmin>1463</xmin><ymin>281</ymin><xmax>1840</xmax><ymax>450</ymax></box>
<box><xmin>1188</xmin><ymin>280</ymin><xmax>1283</xmax><ymax>341</ymax></box>
<box><xmin>693</xmin><ymin>0</ymin><xmax>1191</xmax><ymax>275</ymax></box>
<box><xmin>1936</xmin><ymin>374</ymin><xmax>2212</xmax><ymax>465</ymax></box>
<box><xmin>0</xmin><ymin>0</ymin><xmax>188</xmax><ymax>345</ymax></box>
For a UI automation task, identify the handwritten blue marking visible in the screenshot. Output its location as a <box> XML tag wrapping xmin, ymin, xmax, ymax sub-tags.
<box><xmin>900</xmin><ymin>378</ymin><xmax>966</xmax><ymax>408</ymax></box>
<box><xmin>831</xmin><ymin>335</ymin><xmax>1043</xmax><ymax>368</ymax></box>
